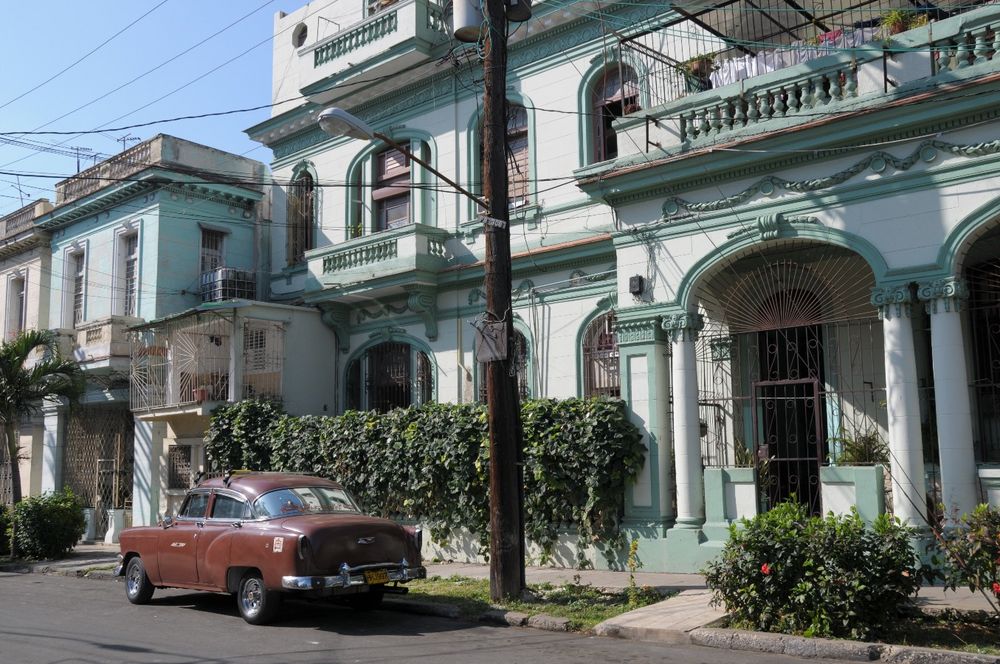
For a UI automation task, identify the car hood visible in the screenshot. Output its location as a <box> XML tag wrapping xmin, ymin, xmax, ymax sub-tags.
<box><xmin>277</xmin><ymin>514</ymin><xmax>411</xmax><ymax>572</ymax></box>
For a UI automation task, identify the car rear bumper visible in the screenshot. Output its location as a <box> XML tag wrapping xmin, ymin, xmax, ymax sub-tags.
<box><xmin>282</xmin><ymin>565</ymin><xmax>426</xmax><ymax>591</ymax></box>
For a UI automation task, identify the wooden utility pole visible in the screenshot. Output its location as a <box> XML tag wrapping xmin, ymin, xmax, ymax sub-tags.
<box><xmin>481</xmin><ymin>0</ymin><xmax>525</xmax><ymax>601</ymax></box>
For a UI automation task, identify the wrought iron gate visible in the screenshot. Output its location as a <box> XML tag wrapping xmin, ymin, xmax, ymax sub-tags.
<box><xmin>753</xmin><ymin>379</ymin><xmax>825</xmax><ymax>514</ymax></box>
<box><xmin>63</xmin><ymin>406</ymin><xmax>134</xmax><ymax>536</ymax></box>
<box><xmin>967</xmin><ymin>256</ymin><xmax>1000</xmax><ymax>462</ymax></box>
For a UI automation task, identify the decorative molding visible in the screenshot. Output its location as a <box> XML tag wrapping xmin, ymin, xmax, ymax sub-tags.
<box><xmin>870</xmin><ymin>284</ymin><xmax>913</xmax><ymax>319</ymax></box>
<box><xmin>405</xmin><ymin>285</ymin><xmax>438</xmax><ymax>341</ymax></box>
<box><xmin>615</xmin><ymin>317</ymin><xmax>666</xmax><ymax>345</ymax></box>
<box><xmin>369</xmin><ymin>326</ymin><xmax>407</xmax><ymax>341</ymax></box>
<box><xmin>319</xmin><ymin>304</ymin><xmax>351</xmax><ymax>354</ymax></box>
<box><xmin>661</xmin><ymin>138</ymin><xmax>1000</xmax><ymax>220</ymax></box>
<box><xmin>468</xmin><ymin>279</ymin><xmax>535</xmax><ymax>306</ymax></box>
<box><xmin>709</xmin><ymin>337</ymin><xmax>734</xmax><ymax>361</ymax></box>
<box><xmin>917</xmin><ymin>277</ymin><xmax>969</xmax><ymax>314</ymax></box>
<box><xmin>725</xmin><ymin>213</ymin><xmax>819</xmax><ymax>241</ymax></box>
<box><xmin>356</xmin><ymin>300</ymin><xmax>408</xmax><ymax>324</ymax></box>
<box><xmin>662</xmin><ymin>312</ymin><xmax>705</xmax><ymax>342</ymax></box>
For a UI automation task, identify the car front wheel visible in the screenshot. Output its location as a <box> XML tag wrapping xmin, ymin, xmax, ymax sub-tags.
<box><xmin>237</xmin><ymin>572</ymin><xmax>281</xmax><ymax>625</ymax></box>
<box><xmin>125</xmin><ymin>557</ymin><xmax>155</xmax><ymax>605</ymax></box>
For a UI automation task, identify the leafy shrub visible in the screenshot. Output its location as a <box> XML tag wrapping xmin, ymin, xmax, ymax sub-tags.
<box><xmin>209</xmin><ymin>397</ymin><xmax>644</xmax><ymax>558</ymax></box>
<box><xmin>204</xmin><ymin>398</ymin><xmax>284</xmax><ymax>471</ymax></box>
<box><xmin>11</xmin><ymin>489</ymin><xmax>86</xmax><ymax>559</ymax></box>
<box><xmin>931</xmin><ymin>504</ymin><xmax>1000</xmax><ymax>603</ymax></box>
<box><xmin>0</xmin><ymin>504</ymin><xmax>10</xmax><ymax>556</ymax></box>
<box><xmin>703</xmin><ymin>501</ymin><xmax>920</xmax><ymax>639</ymax></box>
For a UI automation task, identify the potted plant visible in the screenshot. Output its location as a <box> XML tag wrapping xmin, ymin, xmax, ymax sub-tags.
<box><xmin>684</xmin><ymin>54</ymin><xmax>716</xmax><ymax>92</ymax></box>
<box><xmin>880</xmin><ymin>8</ymin><xmax>912</xmax><ymax>36</ymax></box>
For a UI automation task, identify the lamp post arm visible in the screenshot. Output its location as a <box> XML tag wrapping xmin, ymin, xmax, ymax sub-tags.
<box><xmin>372</xmin><ymin>131</ymin><xmax>489</xmax><ymax>211</ymax></box>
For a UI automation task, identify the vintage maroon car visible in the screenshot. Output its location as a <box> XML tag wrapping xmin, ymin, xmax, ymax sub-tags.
<box><xmin>115</xmin><ymin>472</ymin><xmax>425</xmax><ymax>624</ymax></box>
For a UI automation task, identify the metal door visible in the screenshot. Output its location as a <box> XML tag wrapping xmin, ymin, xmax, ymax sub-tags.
<box><xmin>753</xmin><ymin>379</ymin><xmax>825</xmax><ymax>515</ymax></box>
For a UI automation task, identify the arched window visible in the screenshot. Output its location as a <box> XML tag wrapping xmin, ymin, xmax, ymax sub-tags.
<box><xmin>477</xmin><ymin>103</ymin><xmax>531</xmax><ymax>208</ymax></box>
<box><xmin>479</xmin><ymin>329</ymin><xmax>530</xmax><ymax>401</ymax></box>
<box><xmin>287</xmin><ymin>170</ymin><xmax>315</xmax><ymax>266</ymax></box>
<box><xmin>349</xmin><ymin>138</ymin><xmax>430</xmax><ymax>238</ymax></box>
<box><xmin>592</xmin><ymin>66</ymin><xmax>639</xmax><ymax>162</ymax></box>
<box><xmin>582</xmin><ymin>311</ymin><xmax>620</xmax><ymax>397</ymax></box>
<box><xmin>346</xmin><ymin>341</ymin><xmax>433</xmax><ymax>412</ymax></box>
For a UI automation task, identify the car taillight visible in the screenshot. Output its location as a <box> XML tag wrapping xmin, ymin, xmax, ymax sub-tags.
<box><xmin>403</xmin><ymin>526</ymin><xmax>422</xmax><ymax>553</ymax></box>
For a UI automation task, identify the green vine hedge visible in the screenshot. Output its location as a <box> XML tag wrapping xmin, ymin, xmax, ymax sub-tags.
<box><xmin>205</xmin><ymin>398</ymin><xmax>645</xmax><ymax>559</ymax></box>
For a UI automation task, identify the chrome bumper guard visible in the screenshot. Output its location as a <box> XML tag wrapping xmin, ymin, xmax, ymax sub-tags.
<box><xmin>113</xmin><ymin>554</ymin><xmax>124</xmax><ymax>576</ymax></box>
<box><xmin>282</xmin><ymin>563</ymin><xmax>426</xmax><ymax>591</ymax></box>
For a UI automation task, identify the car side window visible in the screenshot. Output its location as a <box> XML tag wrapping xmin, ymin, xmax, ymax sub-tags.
<box><xmin>179</xmin><ymin>492</ymin><xmax>209</xmax><ymax>519</ymax></box>
<box><xmin>211</xmin><ymin>494</ymin><xmax>250</xmax><ymax>520</ymax></box>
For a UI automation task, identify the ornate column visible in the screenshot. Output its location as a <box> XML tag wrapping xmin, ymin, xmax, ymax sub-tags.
<box><xmin>871</xmin><ymin>285</ymin><xmax>927</xmax><ymax>526</ymax></box>
<box><xmin>664</xmin><ymin>311</ymin><xmax>705</xmax><ymax>527</ymax></box>
<box><xmin>615</xmin><ymin>309</ymin><xmax>673</xmax><ymax>526</ymax></box>
<box><xmin>918</xmin><ymin>277</ymin><xmax>978</xmax><ymax>518</ymax></box>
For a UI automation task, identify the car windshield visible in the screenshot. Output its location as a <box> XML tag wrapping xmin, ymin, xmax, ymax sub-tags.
<box><xmin>253</xmin><ymin>486</ymin><xmax>360</xmax><ymax>518</ymax></box>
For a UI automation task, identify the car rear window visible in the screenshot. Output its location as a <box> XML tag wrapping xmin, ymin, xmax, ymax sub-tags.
<box><xmin>253</xmin><ymin>487</ymin><xmax>360</xmax><ymax>518</ymax></box>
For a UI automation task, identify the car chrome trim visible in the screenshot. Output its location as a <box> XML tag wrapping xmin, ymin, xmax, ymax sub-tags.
<box><xmin>281</xmin><ymin>565</ymin><xmax>426</xmax><ymax>590</ymax></box>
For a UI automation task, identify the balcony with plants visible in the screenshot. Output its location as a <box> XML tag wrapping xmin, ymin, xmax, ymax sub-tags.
<box><xmin>592</xmin><ymin>0</ymin><xmax>1000</xmax><ymax>167</ymax></box>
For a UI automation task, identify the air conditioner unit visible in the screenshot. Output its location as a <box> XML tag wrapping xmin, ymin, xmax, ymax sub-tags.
<box><xmin>200</xmin><ymin>267</ymin><xmax>256</xmax><ymax>303</ymax></box>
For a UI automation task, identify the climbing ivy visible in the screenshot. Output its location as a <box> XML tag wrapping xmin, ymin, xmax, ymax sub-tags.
<box><xmin>205</xmin><ymin>398</ymin><xmax>645</xmax><ymax>559</ymax></box>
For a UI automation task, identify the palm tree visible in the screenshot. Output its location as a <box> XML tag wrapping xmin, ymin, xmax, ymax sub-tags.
<box><xmin>0</xmin><ymin>330</ymin><xmax>84</xmax><ymax>505</ymax></box>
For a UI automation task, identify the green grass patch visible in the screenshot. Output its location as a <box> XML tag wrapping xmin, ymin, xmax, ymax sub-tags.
<box><xmin>401</xmin><ymin>575</ymin><xmax>666</xmax><ymax>631</ymax></box>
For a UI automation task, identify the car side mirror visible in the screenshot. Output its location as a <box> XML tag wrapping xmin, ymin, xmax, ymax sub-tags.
<box><xmin>161</xmin><ymin>515</ymin><xmax>174</xmax><ymax>529</ymax></box>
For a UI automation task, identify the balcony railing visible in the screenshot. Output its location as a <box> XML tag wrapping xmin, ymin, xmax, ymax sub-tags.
<box><xmin>619</xmin><ymin>0</ymin><xmax>992</xmax><ymax>110</ymax></box>
<box><xmin>1</xmin><ymin>199</ymin><xmax>51</xmax><ymax>241</ymax></box>
<box><xmin>56</xmin><ymin>141</ymin><xmax>154</xmax><ymax>205</ymax></box>
<box><xmin>312</xmin><ymin>223</ymin><xmax>451</xmax><ymax>286</ymax></box>
<box><xmin>66</xmin><ymin>316</ymin><xmax>140</xmax><ymax>365</ymax></box>
<box><xmin>614</xmin><ymin>4</ymin><xmax>1000</xmax><ymax>154</ymax></box>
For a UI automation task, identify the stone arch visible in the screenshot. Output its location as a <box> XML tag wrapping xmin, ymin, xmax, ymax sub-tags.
<box><xmin>939</xmin><ymin>193</ymin><xmax>1000</xmax><ymax>276</ymax></box>
<box><xmin>343</xmin><ymin>331</ymin><xmax>439</xmax><ymax>411</ymax></box>
<box><xmin>576</xmin><ymin>52</ymin><xmax>648</xmax><ymax>167</ymax></box>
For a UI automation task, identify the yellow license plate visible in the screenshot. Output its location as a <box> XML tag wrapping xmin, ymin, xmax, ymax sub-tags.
<box><xmin>363</xmin><ymin>569</ymin><xmax>390</xmax><ymax>585</ymax></box>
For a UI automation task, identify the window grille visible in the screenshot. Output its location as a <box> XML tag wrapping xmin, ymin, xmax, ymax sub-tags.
<box><xmin>347</xmin><ymin>343</ymin><xmax>434</xmax><ymax>412</ymax></box>
<box><xmin>287</xmin><ymin>172</ymin><xmax>315</xmax><ymax>265</ymax></box>
<box><xmin>72</xmin><ymin>252</ymin><xmax>85</xmax><ymax>326</ymax></box>
<box><xmin>123</xmin><ymin>233</ymin><xmax>138</xmax><ymax>317</ymax></box>
<box><xmin>582</xmin><ymin>311</ymin><xmax>620</xmax><ymax>398</ymax></box>
<box><xmin>374</xmin><ymin>148</ymin><xmax>411</xmax><ymax>232</ymax></box>
<box><xmin>243</xmin><ymin>320</ymin><xmax>283</xmax><ymax>400</ymax></box>
<box><xmin>167</xmin><ymin>445</ymin><xmax>193</xmax><ymax>489</ymax></box>
<box><xmin>200</xmin><ymin>229</ymin><xmax>225</xmax><ymax>274</ymax></box>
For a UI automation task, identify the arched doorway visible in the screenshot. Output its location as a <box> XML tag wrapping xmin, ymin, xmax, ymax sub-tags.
<box><xmin>692</xmin><ymin>243</ymin><xmax>883</xmax><ymax>515</ymax></box>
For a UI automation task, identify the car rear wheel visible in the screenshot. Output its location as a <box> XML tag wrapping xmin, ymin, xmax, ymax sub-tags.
<box><xmin>347</xmin><ymin>589</ymin><xmax>384</xmax><ymax>611</ymax></box>
<box><xmin>125</xmin><ymin>557</ymin><xmax>155</xmax><ymax>605</ymax></box>
<box><xmin>237</xmin><ymin>572</ymin><xmax>281</xmax><ymax>625</ymax></box>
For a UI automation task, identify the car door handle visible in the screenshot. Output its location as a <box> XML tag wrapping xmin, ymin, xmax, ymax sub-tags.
<box><xmin>196</xmin><ymin>522</ymin><xmax>205</xmax><ymax>528</ymax></box>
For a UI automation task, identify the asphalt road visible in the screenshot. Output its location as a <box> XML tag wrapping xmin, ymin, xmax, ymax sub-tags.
<box><xmin>0</xmin><ymin>571</ymin><xmax>848</xmax><ymax>664</ymax></box>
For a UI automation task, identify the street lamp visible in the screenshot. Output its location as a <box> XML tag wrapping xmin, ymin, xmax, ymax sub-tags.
<box><xmin>318</xmin><ymin>107</ymin><xmax>487</xmax><ymax>211</ymax></box>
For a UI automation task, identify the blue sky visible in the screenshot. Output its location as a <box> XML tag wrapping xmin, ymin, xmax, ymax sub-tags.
<box><xmin>0</xmin><ymin>1</ymin><xmax>300</xmax><ymax>216</ymax></box>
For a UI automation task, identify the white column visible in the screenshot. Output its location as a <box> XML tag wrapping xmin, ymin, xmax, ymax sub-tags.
<box><xmin>40</xmin><ymin>398</ymin><xmax>67</xmax><ymax>494</ymax></box>
<box><xmin>919</xmin><ymin>278</ymin><xmax>978</xmax><ymax>518</ymax></box>
<box><xmin>665</xmin><ymin>312</ymin><xmax>704</xmax><ymax>527</ymax></box>
<box><xmin>872</xmin><ymin>286</ymin><xmax>926</xmax><ymax>527</ymax></box>
<box><xmin>132</xmin><ymin>419</ymin><xmax>165</xmax><ymax>526</ymax></box>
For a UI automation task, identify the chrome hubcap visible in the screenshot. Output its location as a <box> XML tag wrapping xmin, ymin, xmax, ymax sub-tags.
<box><xmin>127</xmin><ymin>565</ymin><xmax>141</xmax><ymax>596</ymax></box>
<box><xmin>242</xmin><ymin>579</ymin><xmax>262</xmax><ymax>615</ymax></box>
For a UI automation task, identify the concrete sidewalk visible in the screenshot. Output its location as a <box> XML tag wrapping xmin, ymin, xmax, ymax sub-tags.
<box><xmin>5</xmin><ymin>543</ymin><xmax>998</xmax><ymax>663</ymax></box>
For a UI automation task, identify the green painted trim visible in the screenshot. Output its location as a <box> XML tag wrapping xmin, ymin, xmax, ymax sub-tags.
<box><xmin>939</xmin><ymin>192</ymin><xmax>1000</xmax><ymax>275</ymax></box>
<box><xmin>575</xmin><ymin>51</ymin><xmax>653</xmax><ymax>169</ymax></box>
<box><xmin>341</xmin><ymin>128</ymin><xmax>439</xmax><ymax>241</ymax></box>
<box><xmin>672</xmin><ymin>225</ymin><xmax>891</xmax><ymax>311</ymax></box>
<box><xmin>620</xmin><ymin>346</ymin><xmax>665</xmax><ymax>519</ymax></box>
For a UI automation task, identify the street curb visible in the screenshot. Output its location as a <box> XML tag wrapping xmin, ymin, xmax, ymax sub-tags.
<box><xmin>689</xmin><ymin>628</ymin><xmax>1000</xmax><ymax>664</ymax></box>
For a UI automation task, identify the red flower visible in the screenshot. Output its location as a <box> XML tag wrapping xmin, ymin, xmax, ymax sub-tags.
<box><xmin>992</xmin><ymin>581</ymin><xmax>1000</xmax><ymax>597</ymax></box>
<box><xmin>761</xmin><ymin>563</ymin><xmax>771</xmax><ymax>575</ymax></box>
